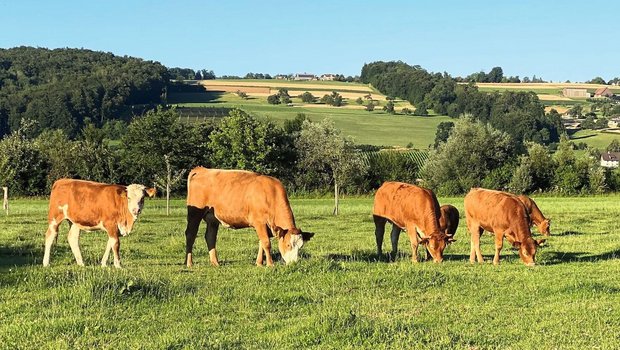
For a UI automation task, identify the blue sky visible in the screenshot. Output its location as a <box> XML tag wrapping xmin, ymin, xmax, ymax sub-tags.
<box><xmin>1</xmin><ymin>0</ymin><xmax>618</xmax><ymax>82</ymax></box>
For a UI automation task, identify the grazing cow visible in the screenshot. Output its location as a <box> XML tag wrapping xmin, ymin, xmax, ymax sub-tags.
<box><xmin>439</xmin><ymin>204</ymin><xmax>459</xmax><ymax>238</ymax></box>
<box><xmin>464</xmin><ymin>188</ymin><xmax>545</xmax><ymax>266</ymax></box>
<box><xmin>372</xmin><ymin>181</ymin><xmax>453</xmax><ymax>263</ymax></box>
<box><xmin>42</xmin><ymin>179</ymin><xmax>156</xmax><ymax>268</ymax></box>
<box><xmin>517</xmin><ymin>195</ymin><xmax>551</xmax><ymax>236</ymax></box>
<box><xmin>184</xmin><ymin>167</ymin><xmax>313</xmax><ymax>267</ymax></box>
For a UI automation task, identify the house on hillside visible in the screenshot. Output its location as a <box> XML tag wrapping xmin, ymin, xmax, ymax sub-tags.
<box><xmin>320</xmin><ymin>73</ymin><xmax>337</xmax><ymax>81</ymax></box>
<box><xmin>601</xmin><ymin>151</ymin><xmax>620</xmax><ymax>168</ymax></box>
<box><xmin>608</xmin><ymin>117</ymin><xmax>620</xmax><ymax>128</ymax></box>
<box><xmin>294</xmin><ymin>73</ymin><xmax>317</xmax><ymax>81</ymax></box>
<box><xmin>562</xmin><ymin>88</ymin><xmax>589</xmax><ymax>98</ymax></box>
<box><xmin>594</xmin><ymin>87</ymin><xmax>614</xmax><ymax>98</ymax></box>
<box><xmin>274</xmin><ymin>74</ymin><xmax>289</xmax><ymax>80</ymax></box>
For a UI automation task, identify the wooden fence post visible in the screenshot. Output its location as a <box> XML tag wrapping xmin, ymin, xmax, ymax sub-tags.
<box><xmin>3</xmin><ymin>187</ymin><xmax>7</xmax><ymax>215</ymax></box>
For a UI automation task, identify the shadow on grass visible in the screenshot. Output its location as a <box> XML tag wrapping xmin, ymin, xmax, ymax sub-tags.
<box><xmin>0</xmin><ymin>244</ymin><xmax>40</xmax><ymax>268</ymax></box>
<box><xmin>326</xmin><ymin>250</ymin><xmax>470</xmax><ymax>263</ymax></box>
<box><xmin>554</xmin><ymin>230</ymin><xmax>587</xmax><ymax>237</ymax></box>
<box><xmin>542</xmin><ymin>248</ymin><xmax>620</xmax><ymax>265</ymax></box>
<box><xmin>570</xmin><ymin>134</ymin><xmax>596</xmax><ymax>140</ymax></box>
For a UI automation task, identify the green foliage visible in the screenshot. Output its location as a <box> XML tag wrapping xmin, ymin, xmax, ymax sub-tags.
<box><xmin>295</xmin><ymin>119</ymin><xmax>366</xmax><ymax>191</ymax></box>
<box><xmin>0</xmin><ymin>47</ymin><xmax>170</xmax><ymax>138</ymax></box>
<box><xmin>355</xmin><ymin>97</ymin><xmax>363</xmax><ymax>105</ymax></box>
<box><xmin>401</xmin><ymin>107</ymin><xmax>412</xmax><ymax>115</ymax></box>
<box><xmin>607</xmin><ymin>139</ymin><xmax>620</xmax><ymax>152</ymax></box>
<box><xmin>365</xmin><ymin>102</ymin><xmax>375</xmax><ymax>112</ymax></box>
<box><xmin>300</xmin><ymin>91</ymin><xmax>316</xmax><ymax>103</ymax></box>
<box><xmin>0</xmin><ymin>121</ymin><xmax>49</xmax><ymax>195</ymax></box>
<box><xmin>209</xmin><ymin>109</ymin><xmax>292</xmax><ymax>177</ymax></box>
<box><xmin>267</xmin><ymin>94</ymin><xmax>281</xmax><ymax>105</ymax></box>
<box><xmin>382</xmin><ymin>101</ymin><xmax>395</xmax><ymax>114</ymax></box>
<box><xmin>421</xmin><ymin>117</ymin><xmax>515</xmax><ymax>195</ymax></box>
<box><xmin>320</xmin><ymin>91</ymin><xmax>343</xmax><ymax>107</ymax></box>
<box><xmin>433</xmin><ymin>121</ymin><xmax>454</xmax><ymax>148</ymax></box>
<box><xmin>413</xmin><ymin>102</ymin><xmax>428</xmax><ymax>116</ymax></box>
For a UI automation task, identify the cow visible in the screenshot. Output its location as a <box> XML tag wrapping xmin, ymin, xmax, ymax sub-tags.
<box><xmin>372</xmin><ymin>181</ymin><xmax>454</xmax><ymax>263</ymax></box>
<box><xmin>184</xmin><ymin>167</ymin><xmax>313</xmax><ymax>267</ymax></box>
<box><xmin>517</xmin><ymin>195</ymin><xmax>551</xmax><ymax>236</ymax></box>
<box><xmin>42</xmin><ymin>179</ymin><xmax>156</xmax><ymax>268</ymax></box>
<box><xmin>464</xmin><ymin>188</ymin><xmax>545</xmax><ymax>266</ymax></box>
<box><xmin>439</xmin><ymin>204</ymin><xmax>459</xmax><ymax>238</ymax></box>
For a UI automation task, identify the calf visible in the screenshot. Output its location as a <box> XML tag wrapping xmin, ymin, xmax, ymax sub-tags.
<box><xmin>184</xmin><ymin>167</ymin><xmax>313</xmax><ymax>267</ymax></box>
<box><xmin>464</xmin><ymin>188</ymin><xmax>545</xmax><ymax>266</ymax></box>
<box><xmin>42</xmin><ymin>179</ymin><xmax>156</xmax><ymax>268</ymax></box>
<box><xmin>373</xmin><ymin>181</ymin><xmax>453</xmax><ymax>263</ymax></box>
<box><xmin>517</xmin><ymin>195</ymin><xmax>551</xmax><ymax>236</ymax></box>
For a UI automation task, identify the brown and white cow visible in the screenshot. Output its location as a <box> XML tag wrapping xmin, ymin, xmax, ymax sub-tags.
<box><xmin>464</xmin><ymin>188</ymin><xmax>545</xmax><ymax>266</ymax></box>
<box><xmin>517</xmin><ymin>195</ymin><xmax>551</xmax><ymax>236</ymax></box>
<box><xmin>372</xmin><ymin>181</ymin><xmax>453</xmax><ymax>263</ymax></box>
<box><xmin>42</xmin><ymin>179</ymin><xmax>156</xmax><ymax>268</ymax></box>
<box><xmin>184</xmin><ymin>167</ymin><xmax>313</xmax><ymax>267</ymax></box>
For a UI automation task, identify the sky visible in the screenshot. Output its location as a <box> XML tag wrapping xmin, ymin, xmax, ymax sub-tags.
<box><xmin>1</xmin><ymin>0</ymin><xmax>618</xmax><ymax>82</ymax></box>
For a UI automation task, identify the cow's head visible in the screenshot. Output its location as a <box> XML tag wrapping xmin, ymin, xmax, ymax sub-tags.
<box><xmin>126</xmin><ymin>184</ymin><xmax>157</xmax><ymax>218</ymax></box>
<box><xmin>276</xmin><ymin>227</ymin><xmax>314</xmax><ymax>264</ymax></box>
<box><xmin>512</xmin><ymin>238</ymin><xmax>546</xmax><ymax>266</ymax></box>
<box><xmin>538</xmin><ymin>219</ymin><xmax>551</xmax><ymax>236</ymax></box>
<box><xmin>420</xmin><ymin>233</ymin><xmax>455</xmax><ymax>263</ymax></box>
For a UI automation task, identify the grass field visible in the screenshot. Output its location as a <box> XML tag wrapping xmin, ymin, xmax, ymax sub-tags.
<box><xmin>571</xmin><ymin>129</ymin><xmax>620</xmax><ymax>150</ymax></box>
<box><xmin>2</xmin><ymin>196</ymin><xmax>620</xmax><ymax>349</ymax></box>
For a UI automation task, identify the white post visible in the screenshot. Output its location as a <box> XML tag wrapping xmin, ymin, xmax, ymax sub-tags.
<box><xmin>3</xmin><ymin>187</ymin><xmax>7</xmax><ymax>215</ymax></box>
<box><xmin>333</xmin><ymin>181</ymin><xmax>339</xmax><ymax>216</ymax></box>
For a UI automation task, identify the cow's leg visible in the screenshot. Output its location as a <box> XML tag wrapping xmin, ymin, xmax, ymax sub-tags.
<box><xmin>185</xmin><ymin>206</ymin><xmax>206</xmax><ymax>268</ymax></box>
<box><xmin>205</xmin><ymin>215</ymin><xmax>220</xmax><ymax>267</ymax></box>
<box><xmin>406</xmin><ymin>226</ymin><xmax>420</xmax><ymax>263</ymax></box>
<box><xmin>467</xmin><ymin>221</ymin><xmax>484</xmax><ymax>264</ymax></box>
<box><xmin>67</xmin><ymin>224</ymin><xmax>84</xmax><ymax>266</ymax></box>
<box><xmin>102</xmin><ymin>224</ymin><xmax>122</xmax><ymax>268</ymax></box>
<box><xmin>43</xmin><ymin>217</ymin><xmax>62</xmax><ymax>267</ymax></box>
<box><xmin>493</xmin><ymin>232</ymin><xmax>504</xmax><ymax>265</ymax></box>
<box><xmin>256</xmin><ymin>241</ymin><xmax>264</xmax><ymax>266</ymax></box>
<box><xmin>101</xmin><ymin>236</ymin><xmax>115</xmax><ymax>267</ymax></box>
<box><xmin>373</xmin><ymin>215</ymin><xmax>387</xmax><ymax>256</ymax></box>
<box><xmin>255</xmin><ymin>225</ymin><xmax>274</xmax><ymax>267</ymax></box>
<box><xmin>390</xmin><ymin>224</ymin><xmax>402</xmax><ymax>261</ymax></box>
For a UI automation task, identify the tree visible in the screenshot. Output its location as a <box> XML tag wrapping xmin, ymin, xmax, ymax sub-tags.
<box><xmin>320</xmin><ymin>94</ymin><xmax>334</xmax><ymax>105</ymax></box>
<box><xmin>355</xmin><ymin>97</ymin><xmax>363</xmax><ymax>105</ymax></box>
<box><xmin>421</xmin><ymin>117</ymin><xmax>515</xmax><ymax>195</ymax></box>
<box><xmin>401</xmin><ymin>107</ymin><xmax>412</xmax><ymax>115</ymax></box>
<box><xmin>300</xmin><ymin>91</ymin><xmax>316</xmax><ymax>103</ymax></box>
<box><xmin>383</xmin><ymin>101</ymin><xmax>395</xmax><ymax>114</ymax></box>
<box><xmin>296</xmin><ymin>119</ymin><xmax>367</xmax><ymax>215</ymax></box>
<box><xmin>433</xmin><ymin>121</ymin><xmax>455</xmax><ymax>148</ymax></box>
<box><xmin>365</xmin><ymin>102</ymin><xmax>375</xmax><ymax>111</ymax></box>
<box><xmin>413</xmin><ymin>101</ymin><xmax>429</xmax><ymax>116</ymax></box>
<box><xmin>607</xmin><ymin>139</ymin><xmax>620</xmax><ymax>152</ymax></box>
<box><xmin>236</xmin><ymin>90</ymin><xmax>249</xmax><ymax>99</ymax></box>
<box><xmin>209</xmin><ymin>109</ymin><xmax>291</xmax><ymax>177</ymax></box>
<box><xmin>154</xmin><ymin>154</ymin><xmax>186</xmax><ymax>215</ymax></box>
<box><xmin>488</xmin><ymin>67</ymin><xmax>504</xmax><ymax>83</ymax></box>
<box><xmin>267</xmin><ymin>94</ymin><xmax>280</xmax><ymax>105</ymax></box>
<box><xmin>587</xmin><ymin>77</ymin><xmax>607</xmax><ymax>85</ymax></box>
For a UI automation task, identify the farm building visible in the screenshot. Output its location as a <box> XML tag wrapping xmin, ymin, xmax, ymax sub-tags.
<box><xmin>601</xmin><ymin>151</ymin><xmax>620</xmax><ymax>168</ymax></box>
<box><xmin>320</xmin><ymin>73</ymin><xmax>337</xmax><ymax>81</ymax></box>
<box><xmin>294</xmin><ymin>73</ymin><xmax>317</xmax><ymax>81</ymax></box>
<box><xmin>594</xmin><ymin>87</ymin><xmax>614</xmax><ymax>98</ymax></box>
<box><xmin>562</xmin><ymin>88</ymin><xmax>589</xmax><ymax>98</ymax></box>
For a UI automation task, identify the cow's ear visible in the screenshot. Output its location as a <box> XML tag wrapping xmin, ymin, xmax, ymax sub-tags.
<box><xmin>536</xmin><ymin>239</ymin><xmax>546</xmax><ymax>247</ymax></box>
<box><xmin>145</xmin><ymin>187</ymin><xmax>156</xmax><ymax>198</ymax></box>
<box><xmin>275</xmin><ymin>226</ymin><xmax>287</xmax><ymax>238</ymax></box>
<box><xmin>301</xmin><ymin>231</ymin><xmax>314</xmax><ymax>242</ymax></box>
<box><xmin>512</xmin><ymin>241</ymin><xmax>522</xmax><ymax>249</ymax></box>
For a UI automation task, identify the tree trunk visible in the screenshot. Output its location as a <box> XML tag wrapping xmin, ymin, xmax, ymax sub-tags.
<box><xmin>166</xmin><ymin>164</ymin><xmax>171</xmax><ymax>216</ymax></box>
<box><xmin>3</xmin><ymin>187</ymin><xmax>7</xmax><ymax>216</ymax></box>
<box><xmin>333</xmin><ymin>181</ymin><xmax>339</xmax><ymax>216</ymax></box>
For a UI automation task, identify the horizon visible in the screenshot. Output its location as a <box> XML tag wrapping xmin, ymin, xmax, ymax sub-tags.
<box><xmin>1</xmin><ymin>0</ymin><xmax>619</xmax><ymax>82</ymax></box>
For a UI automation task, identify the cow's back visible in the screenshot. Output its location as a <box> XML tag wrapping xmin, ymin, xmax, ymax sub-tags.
<box><xmin>186</xmin><ymin>167</ymin><xmax>294</xmax><ymax>228</ymax></box>
<box><xmin>373</xmin><ymin>181</ymin><xmax>441</xmax><ymax>234</ymax></box>
<box><xmin>465</xmin><ymin>188</ymin><xmax>528</xmax><ymax>231</ymax></box>
<box><xmin>49</xmin><ymin>179</ymin><xmax>125</xmax><ymax>225</ymax></box>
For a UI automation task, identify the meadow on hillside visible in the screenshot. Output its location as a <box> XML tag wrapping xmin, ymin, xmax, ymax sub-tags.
<box><xmin>2</xmin><ymin>196</ymin><xmax>620</xmax><ymax>349</ymax></box>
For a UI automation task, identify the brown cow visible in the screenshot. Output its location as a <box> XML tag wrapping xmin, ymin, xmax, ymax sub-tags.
<box><xmin>184</xmin><ymin>167</ymin><xmax>313</xmax><ymax>267</ymax></box>
<box><xmin>517</xmin><ymin>195</ymin><xmax>551</xmax><ymax>236</ymax></box>
<box><xmin>439</xmin><ymin>204</ymin><xmax>459</xmax><ymax>238</ymax></box>
<box><xmin>373</xmin><ymin>181</ymin><xmax>453</xmax><ymax>263</ymax></box>
<box><xmin>464</xmin><ymin>188</ymin><xmax>545</xmax><ymax>266</ymax></box>
<box><xmin>42</xmin><ymin>179</ymin><xmax>156</xmax><ymax>268</ymax></box>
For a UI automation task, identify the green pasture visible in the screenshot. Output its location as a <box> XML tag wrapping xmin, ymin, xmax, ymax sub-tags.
<box><xmin>2</xmin><ymin>196</ymin><xmax>620</xmax><ymax>349</ymax></box>
<box><xmin>171</xmin><ymin>91</ymin><xmax>449</xmax><ymax>149</ymax></box>
<box><xmin>571</xmin><ymin>129</ymin><xmax>620</xmax><ymax>149</ymax></box>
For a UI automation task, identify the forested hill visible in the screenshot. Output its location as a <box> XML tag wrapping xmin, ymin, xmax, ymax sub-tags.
<box><xmin>0</xmin><ymin>47</ymin><xmax>170</xmax><ymax>137</ymax></box>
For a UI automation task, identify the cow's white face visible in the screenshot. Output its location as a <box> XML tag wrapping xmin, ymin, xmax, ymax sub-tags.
<box><xmin>277</xmin><ymin>228</ymin><xmax>314</xmax><ymax>265</ymax></box>
<box><xmin>126</xmin><ymin>184</ymin><xmax>152</xmax><ymax>219</ymax></box>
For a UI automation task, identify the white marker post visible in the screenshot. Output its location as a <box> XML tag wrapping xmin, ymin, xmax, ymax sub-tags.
<box><xmin>2</xmin><ymin>187</ymin><xmax>7</xmax><ymax>215</ymax></box>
